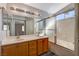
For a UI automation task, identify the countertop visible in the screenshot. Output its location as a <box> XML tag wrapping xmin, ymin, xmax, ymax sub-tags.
<box><xmin>1</xmin><ymin>35</ymin><xmax>48</xmax><ymax>46</ymax></box>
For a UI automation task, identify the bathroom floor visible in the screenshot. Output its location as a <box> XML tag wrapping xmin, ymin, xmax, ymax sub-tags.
<box><xmin>41</xmin><ymin>51</ymin><xmax>56</xmax><ymax>56</ymax></box>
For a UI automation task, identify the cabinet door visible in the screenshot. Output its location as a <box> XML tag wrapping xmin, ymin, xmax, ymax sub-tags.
<box><xmin>28</xmin><ymin>40</ymin><xmax>37</xmax><ymax>56</ymax></box>
<box><xmin>43</xmin><ymin>38</ymin><xmax>48</xmax><ymax>53</ymax></box>
<box><xmin>2</xmin><ymin>44</ymin><xmax>17</xmax><ymax>56</ymax></box>
<box><xmin>37</xmin><ymin>39</ymin><xmax>43</xmax><ymax>55</ymax></box>
<box><xmin>16</xmin><ymin>42</ymin><xmax>28</xmax><ymax>56</ymax></box>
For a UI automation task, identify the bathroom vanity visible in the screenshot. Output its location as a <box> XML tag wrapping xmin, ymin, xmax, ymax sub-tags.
<box><xmin>0</xmin><ymin>35</ymin><xmax>48</xmax><ymax>56</ymax></box>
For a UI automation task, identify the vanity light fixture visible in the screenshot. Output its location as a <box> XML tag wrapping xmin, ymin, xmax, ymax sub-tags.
<box><xmin>10</xmin><ymin>7</ymin><xmax>15</xmax><ymax>10</ymax></box>
<box><xmin>9</xmin><ymin>6</ymin><xmax>40</xmax><ymax>16</ymax></box>
<box><xmin>16</xmin><ymin>8</ymin><xmax>25</xmax><ymax>12</ymax></box>
<box><xmin>26</xmin><ymin>11</ymin><xmax>37</xmax><ymax>15</ymax></box>
<box><xmin>0</xmin><ymin>7</ymin><xmax>5</xmax><ymax>9</ymax></box>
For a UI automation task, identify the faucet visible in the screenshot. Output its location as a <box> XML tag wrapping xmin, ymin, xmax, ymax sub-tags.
<box><xmin>16</xmin><ymin>33</ymin><xmax>20</xmax><ymax>39</ymax></box>
<box><xmin>35</xmin><ymin>32</ymin><xmax>40</xmax><ymax>36</ymax></box>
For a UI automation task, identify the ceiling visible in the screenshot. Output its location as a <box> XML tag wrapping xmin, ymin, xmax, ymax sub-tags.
<box><xmin>25</xmin><ymin>3</ymin><xmax>70</xmax><ymax>14</ymax></box>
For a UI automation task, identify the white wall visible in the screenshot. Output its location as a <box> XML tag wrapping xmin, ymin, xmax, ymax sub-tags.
<box><xmin>26</xmin><ymin>3</ymin><xmax>70</xmax><ymax>14</ymax></box>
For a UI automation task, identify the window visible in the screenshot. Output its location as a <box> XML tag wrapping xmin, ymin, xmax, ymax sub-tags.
<box><xmin>56</xmin><ymin>10</ymin><xmax>75</xmax><ymax>20</ymax></box>
<box><xmin>65</xmin><ymin>10</ymin><xmax>75</xmax><ymax>18</ymax></box>
<box><xmin>22</xmin><ymin>25</ymin><xmax>24</xmax><ymax>32</ymax></box>
<box><xmin>56</xmin><ymin>14</ymin><xmax>64</xmax><ymax>20</ymax></box>
<box><xmin>3</xmin><ymin>25</ymin><xmax>8</xmax><ymax>31</ymax></box>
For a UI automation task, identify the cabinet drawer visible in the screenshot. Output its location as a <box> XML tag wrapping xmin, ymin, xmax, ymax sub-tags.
<box><xmin>43</xmin><ymin>38</ymin><xmax>48</xmax><ymax>53</ymax></box>
<box><xmin>29</xmin><ymin>40</ymin><xmax>37</xmax><ymax>47</ymax></box>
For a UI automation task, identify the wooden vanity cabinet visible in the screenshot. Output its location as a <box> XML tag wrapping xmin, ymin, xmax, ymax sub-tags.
<box><xmin>37</xmin><ymin>39</ymin><xmax>43</xmax><ymax>55</ymax></box>
<box><xmin>28</xmin><ymin>40</ymin><xmax>37</xmax><ymax>56</ymax></box>
<box><xmin>1</xmin><ymin>38</ymin><xmax>48</xmax><ymax>56</ymax></box>
<box><xmin>2</xmin><ymin>44</ymin><xmax>17</xmax><ymax>56</ymax></box>
<box><xmin>43</xmin><ymin>38</ymin><xmax>48</xmax><ymax>53</ymax></box>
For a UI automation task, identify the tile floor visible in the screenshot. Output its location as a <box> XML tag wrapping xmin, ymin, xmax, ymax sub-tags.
<box><xmin>41</xmin><ymin>51</ymin><xmax>56</xmax><ymax>56</ymax></box>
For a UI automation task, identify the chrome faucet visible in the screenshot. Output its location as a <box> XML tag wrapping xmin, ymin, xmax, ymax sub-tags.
<box><xmin>35</xmin><ymin>32</ymin><xmax>40</xmax><ymax>36</ymax></box>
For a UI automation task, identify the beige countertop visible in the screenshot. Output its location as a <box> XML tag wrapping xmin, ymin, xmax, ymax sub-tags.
<box><xmin>1</xmin><ymin>35</ymin><xmax>48</xmax><ymax>46</ymax></box>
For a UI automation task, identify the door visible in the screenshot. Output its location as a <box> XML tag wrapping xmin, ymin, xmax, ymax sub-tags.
<box><xmin>37</xmin><ymin>39</ymin><xmax>43</xmax><ymax>55</ymax></box>
<box><xmin>28</xmin><ymin>40</ymin><xmax>37</xmax><ymax>56</ymax></box>
<box><xmin>43</xmin><ymin>38</ymin><xmax>48</xmax><ymax>53</ymax></box>
<box><xmin>16</xmin><ymin>42</ymin><xmax>28</xmax><ymax>56</ymax></box>
<box><xmin>15</xmin><ymin>23</ymin><xmax>25</xmax><ymax>36</ymax></box>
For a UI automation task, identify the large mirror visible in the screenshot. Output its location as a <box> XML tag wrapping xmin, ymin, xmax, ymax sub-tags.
<box><xmin>2</xmin><ymin>8</ymin><xmax>35</xmax><ymax>36</ymax></box>
<box><xmin>2</xmin><ymin>15</ymin><xmax>35</xmax><ymax>36</ymax></box>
